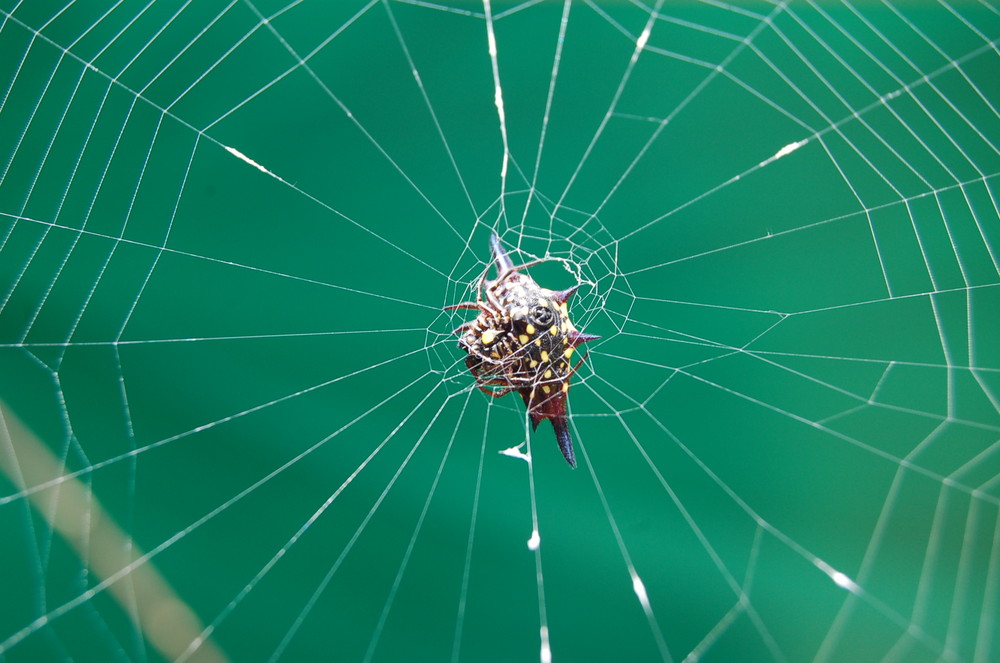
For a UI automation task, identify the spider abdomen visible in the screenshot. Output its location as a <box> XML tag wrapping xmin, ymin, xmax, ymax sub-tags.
<box><xmin>446</xmin><ymin>234</ymin><xmax>599</xmax><ymax>467</ymax></box>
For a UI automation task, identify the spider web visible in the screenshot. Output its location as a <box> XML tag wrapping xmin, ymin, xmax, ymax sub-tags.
<box><xmin>1</xmin><ymin>1</ymin><xmax>999</xmax><ymax>662</ymax></box>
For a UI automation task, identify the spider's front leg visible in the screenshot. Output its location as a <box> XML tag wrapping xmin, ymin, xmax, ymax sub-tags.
<box><xmin>482</xmin><ymin>273</ymin><xmax>513</xmax><ymax>311</ymax></box>
<box><xmin>443</xmin><ymin>301</ymin><xmax>483</xmax><ymax>312</ymax></box>
<box><xmin>475</xmin><ymin>383</ymin><xmax>515</xmax><ymax>398</ymax></box>
<box><xmin>466</xmin><ymin>359</ymin><xmax>517</xmax><ymax>398</ymax></box>
<box><xmin>450</xmin><ymin>319</ymin><xmax>481</xmax><ymax>336</ymax></box>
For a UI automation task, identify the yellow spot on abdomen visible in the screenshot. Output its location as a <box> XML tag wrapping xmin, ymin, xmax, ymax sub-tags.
<box><xmin>541</xmin><ymin>350</ymin><xmax>549</xmax><ymax>362</ymax></box>
<box><xmin>542</xmin><ymin>385</ymin><xmax>551</xmax><ymax>394</ymax></box>
<box><xmin>565</xmin><ymin>346</ymin><xmax>575</xmax><ymax>359</ymax></box>
<box><xmin>481</xmin><ymin>330</ymin><xmax>495</xmax><ymax>345</ymax></box>
<box><xmin>562</xmin><ymin>382</ymin><xmax>569</xmax><ymax>393</ymax></box>
<box><xmin>544</xmin><ymin>369</ymin><xmax>553</xmax><ymax>379</ymax></box>
<box><xmin>529</xmin><ymin>360</ymin><xmax>539</xmax><ymax>368</ymax></box>
<box><xmin>549</xmin><ymin>326</ymin><xmax>558</xmax><ymax>336</ymax></box>
<box><xmin>526</xmin><ymin>324</ymin><xmax>536</xmax><ymax>335</ymax></box>
<box><xmin>519</xmin><ymin>334</ymin><xmax>530</xmax><ymax>345</ymax></box>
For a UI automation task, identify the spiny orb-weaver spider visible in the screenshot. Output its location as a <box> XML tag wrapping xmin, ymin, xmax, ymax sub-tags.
<box><xmin>445</xmin><ymin>233</ymin><xmax>599</xmax><ymax>467</ymax></box>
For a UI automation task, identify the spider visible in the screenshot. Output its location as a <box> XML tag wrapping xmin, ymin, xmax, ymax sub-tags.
<box><xmin>445</xmin><ymin>233</ymin><xmax>598</xmax><ymax>467</ymax></box>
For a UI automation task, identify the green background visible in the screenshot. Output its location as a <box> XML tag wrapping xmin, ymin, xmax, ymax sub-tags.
<box><xmin>1</xmin><ymin>1</ymin><xmax>999</xmax><ymax>662</ymax></box>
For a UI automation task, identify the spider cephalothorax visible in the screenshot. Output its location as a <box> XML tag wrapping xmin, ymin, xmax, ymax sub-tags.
<box><xmin>445</xmin><ymin>233</ymin><xmax>598</xmax><ymax>467</ymax></box>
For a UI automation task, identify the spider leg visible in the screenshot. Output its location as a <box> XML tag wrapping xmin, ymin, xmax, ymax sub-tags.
<box><xmin>465</xmin><ymin>348</ymin><xmax>519</xmax><ymax>378</ymax></box>
<box><xmin>451</xmin><ymin>320</ymin><xmax>480</xmax><ymax>335</ymax></box>
<box><xmin>443</xmin><ymin>301</ymin><xmax>483</xmax><ymax>311</ymax></box>
<box><xmin>466</xmin><ymin>365</ymin><xmax>516</xmax><ymax>396</ymax></box>
<box><xmin>446</xmin><ymin>299</ymin><xmax>504</xmax><ymax>330</ymax></box>
<box><xmin>477</xmin><ymin>384</ymin><xmax>513</xmax><ymax>398</ymax></box>
<box><xmin>480</xmin><ymin>275</ymin><xmax>513</xmax><ymax>309</ymax></box>
<box><xmin>484</xmin><ymin>300</ymin><xmax>506</xmax><ymax>317</ymax></box>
